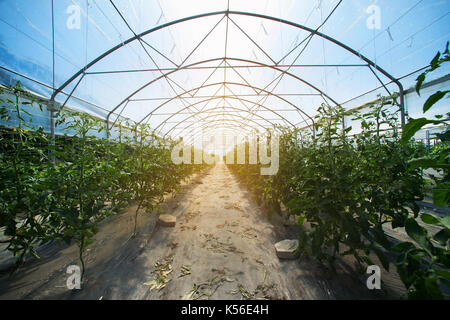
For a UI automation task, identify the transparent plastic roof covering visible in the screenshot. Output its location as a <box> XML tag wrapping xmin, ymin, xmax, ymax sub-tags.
<box><xmin>0</xmin><ymin>0</ymin><xmax>449</xmax><ymax>140</ymax></box>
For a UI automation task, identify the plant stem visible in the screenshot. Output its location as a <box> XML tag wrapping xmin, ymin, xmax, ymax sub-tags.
<box><xmin>79</xmin><ymin>233</ymin><xmax>85</xmax><ymax>281</ymax></box>
<box><xmin>133</xmin><ymin>200</ymin><xmax>143</xmax><ymax>237</ymax></box>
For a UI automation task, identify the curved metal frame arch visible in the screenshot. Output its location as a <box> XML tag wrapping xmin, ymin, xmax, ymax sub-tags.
<box><xmin>139</xmin><ymin>81</ymin><xmax>315</xmax><ymax>132</ymax></box>
<box><xmin>183</xmin><ymin>123</ymin><xmax>257</xmax><ymax>144</ymax></box>
<box><xmin>167</xmin><ymin>109</ymin><xmax>274</xmax><ymax>139</ymax></box>
<box><xmin>181</xmin><ymin>122</ymin><xmax>261</xmax><ymax>146</ymax></box>
<box><xmin>185</xmin><ymin>120</ymin><xmax>275</xmax><ymax>146</ymax></box>
<box><xmin>151</xmin><ymin>95</ymin><xmax>296</xmax><ymax>133</ymax></box>
<box><xmin>112</xmin><ymin>57</ymin><xmax>341</xmax><ymax>123</ymax></box>
<box><xmin>163</xmin><ymin>112</ymin><xmax>274</xmax><ymax>139</ymax></box>
<box><xmin>156</xmin><ymin>105</ymin><xmax>284</xmax><ymax>135</ymax></box>
<box><xmin>51</xmin><ymin>10</ymin><xmax>405</xmax><ymax>133</ymax></box>
<box><xmin>185</xmin><ymin>128</ymin><xmax>252</xmax><ymax>146</ymax></box>
<box><xmin>98</xmin><ymin>57</ymin><xmax>338</xmax><ymax>134</ymax></box>
<box><xmin>182</xmin><ymin>120</ymin><xmax>262</xmax><ymax>144</ymax></box>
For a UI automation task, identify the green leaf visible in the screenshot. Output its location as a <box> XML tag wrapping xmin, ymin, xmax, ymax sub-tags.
<box><xmin>420</xmin><ymin>213</ymin><xmax>440</xmax><ymax>225</ymax></box>
<box><xmin>415</xmin><ymin>73</ymin><xmax>426</xmax><ymax>95</ymax></box>
<box><xmin>434</xmin><ymin>268</ymin><xmax>450</xmax><ymax>280</ymax></box>
<box><xmin>29</xmin><ymin>247</ymin><xmax>40</xmax><ymax>260</ymax></box>
<box><xmin>430</xmin><ymin>51</ymin><xmax>441</xmax><ymax>70</ymax></box>
<box><xmin>440</xmin><ymin>216</ymin><xmax>450</xmax><ymax>230</ymax></box>
<box><xmin>297</xmin><ymin>216</ymin><xmax>305</xmax><ymax>228</ymax></box>
<box><xmin>433</xmin><ymin>229</ymin><xmax>450</xmax><ymax>246</ymax></box>
<box><xmin>435</xmin><ymin>129</ymin><xmax>450</xmax><ymax>142</ymax></box>
<box><xmin>373</xmin><ymin>247</ymin><xmax>390</xmax><ymax>271</ymax></box>
<box><xmin>407</xmin><ymin>157</ymin><xmax>450</xmax><ymax>169</ymax></box>
<box><xmin>372</xmin><ymin>227</ymin><xmax>391</xmax><ymax>250</ymax></box>
<box><xmin>401</xmin><ymin>118</ymin><xmax>443</xmax><ymax>143</ymax></box>
<box><xmin>405</xmin><ymin>218</ymin><xmax>432</xmax><ymax>253</ymax></box>
<box><xmin>432</xmin><ymin>188</ymin><xmax>450</xmax><ymax>207</ymax></box>
<box><xmin>391</xmin><ymin>241</ymin><xmax>415</xmax><ymax>253</ymax></box>
<box><xmin>423</xmin><ymin>90</ymin><xmax>449</xmax><ymax>113</ymax></box>
<box><xmin>312</xmin><ymin>227</ymin><xmax>324</xmax><ymax>256</ymax></box>
<box><xmin>424</xmin><ymin>274</ymin><xmax>444</xmax><ymax>299</ymax></box>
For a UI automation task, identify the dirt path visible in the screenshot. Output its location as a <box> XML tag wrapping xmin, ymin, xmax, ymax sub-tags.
<box><xmin>0</xmin><ymin>163</ymin><xmax>404</xmax><ymax>300</ymax></box>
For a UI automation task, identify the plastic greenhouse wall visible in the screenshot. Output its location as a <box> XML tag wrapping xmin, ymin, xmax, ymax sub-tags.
<box><xmin>0</xmin><ymin>84</ymin><xmax>137</xmax><ymax>142</ymax></box>
<box><xmin>343</xmin><ymin>74</ymin><xmax>449</xmax><ymax>139</ymax></box>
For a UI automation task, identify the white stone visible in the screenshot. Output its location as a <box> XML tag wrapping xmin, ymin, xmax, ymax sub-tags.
<box><xmin>158</xmin><ymin>214</ymin><xmax>176</xmax><ymax>227</ymax></box>
<box><xmin>274</xmin><ymin>239</ymin><xmax>299</xmax><ymax>259</ymax></box>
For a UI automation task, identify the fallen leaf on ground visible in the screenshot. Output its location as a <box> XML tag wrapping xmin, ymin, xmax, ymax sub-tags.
<box><xmin>179</xmin><ymin>265</ymin><xmax>191</xmax><ymax>278</ymax></box>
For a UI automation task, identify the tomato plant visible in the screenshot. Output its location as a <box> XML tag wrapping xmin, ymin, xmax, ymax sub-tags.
<box><xmin>0</xmin><ymin>83</ymin><xmax>56</xmax><ymax>270</ymax></box>
<box><xmin>401</xmin><ymin>42</ymin><xmax>449</xmax><ymax>207</ymax></box>
<box><xmin>393</xmin><ymin>43</ymin><xmax>450</xmax><ymax>299</ymax></box>
<box><xmin>0</xmin><ymin>86</ymin><xmax>206</xmax><ymax>279</ymax></box>
<box><xmin>226</xmin><ymin>95</ymin><xmax>446</xmax><ymax>298</ymax></box>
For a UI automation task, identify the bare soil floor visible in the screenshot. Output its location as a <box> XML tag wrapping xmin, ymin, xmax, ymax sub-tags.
<box><xmin>0</xmin><ymin>163</ymin><xmax>405</xmax><ymax>300</ymax></box>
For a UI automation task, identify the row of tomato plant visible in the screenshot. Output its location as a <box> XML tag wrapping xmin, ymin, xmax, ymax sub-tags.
<box><xmin>227</xmin><ymin>45</ymin><xmax>449</xmax><ymax>299</ymax></box>
<box><xmin>0</xmin><ymin>83</ymin><xmax>207</xmax><ymax>280</ymax></box>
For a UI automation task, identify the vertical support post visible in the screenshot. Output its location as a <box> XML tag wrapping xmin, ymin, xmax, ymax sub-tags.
<box><xmin>106</xmin><ymin>117</ymin><xmax>110</xmax><ymax>140</ymax></box>
<box><xmin>312</xmin><ymin>123</ymin><xmax>316</xmax><ymax>139</ymax></box>
<box><xmin>50</xmin><ymin>110</ymin><xmax>55</xmax><ymax>163</ymax></box>
<box><xmin>397</xmin><ymin>82</ymin><xmax>406</xmax><ymax>128</ymax></box>
<box><xmin>48</xmin><ymin>99</ymin><xmax>61</xmax><ymax>164</ymax></box>
<box><xmin>50</xmin><ymin>0</ymin><xmax>56</xmax><ymax>164</ymax></box>
<box><xmin>134</xmin><ymin>126</ymin><xmax>138</xmax><ymax>145</ymax></box>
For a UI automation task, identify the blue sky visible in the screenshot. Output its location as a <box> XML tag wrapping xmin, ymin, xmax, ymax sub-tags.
<box><xmin>0</xmin><ymin>0</ymin><xmax>448</xmax><ymax>138</ymax></box>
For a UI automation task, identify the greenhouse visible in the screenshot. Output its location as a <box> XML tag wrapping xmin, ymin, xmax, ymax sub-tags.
<box><xmin>0</xmin><ymin>0</ymin><xmax>449</xmax><ymax>302</ymax></box>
